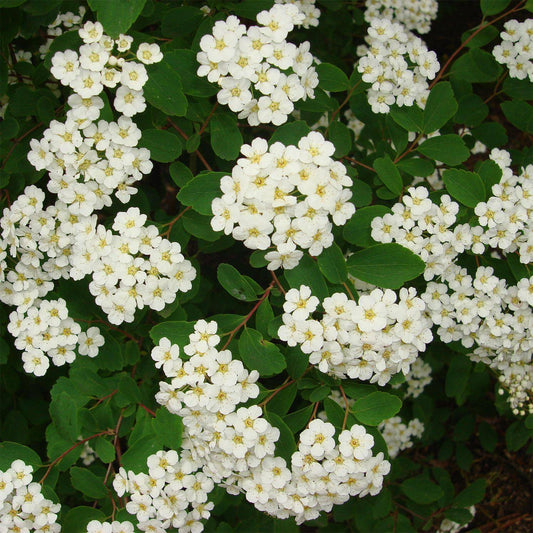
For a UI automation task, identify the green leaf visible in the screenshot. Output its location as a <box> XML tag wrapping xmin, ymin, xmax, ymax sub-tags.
<box><xmin>70</xmin><ymin>467</ymin><xmax>107</xmax><ymax>499</ymax></box>
<box><xmin>62</xmin><ymin>507</ymin><xmax>106</xmax><ymax>533</ymax></box>
<box><xmin>396</xmin><ymin>157</ymin><xmax>435</xmax><ymax>177</ymax></box>
<box><xmin>328</xmin><ymin>121</ymin><xmax>352</xmax><ymax>158</ymax></box>
<box><xmin>417</xmin><ymin>134</ymin><xmax>469</xmax><ymax>166</ymax></box>
<box><xmin>0</xmin><ymin>442</ymin><xmax>41</xmax><ymax>470</ymax></box>
<box><xmin>0</xmin><ymin>0</ymin><xmax>27</xmax><ymax>6</ymax></box>
<box><xmin>50</xmin><ymin>392</ymin><xmax>80</xmax><ymax>442</ymax></box>
<box><xmin>308</xmin><ymin>384</ymin><xmax>331</xmax><ymax>402</ymax></box>
<box><xmin>144</xmin><ymin>60</ymin><xmax>187</xmax><ymax>116</ymax></box>
<box><xmin>462</xmin><ymin>25</ymin><xmax>499</xmax><ymax>49</ymax></box>
<box><xmin>451</xmin><ymin>48</ymin><xmax>502</xmax><ymax>83</ymax></box>
<box><xmin>444</xmin><ymin>508</ymin><xmax>474</xmax><ymax>525</ymax></box>
<box><xmin>346</xmin><ymin>243</ymin><xmax>425</xmax><ymax>289</ymax></box>
<box><xmin>284</xmin><ymin>405</ymin><xmax>314</xmax><ymax>433</ymax></box>
<box><xmin>94</xmin><ymin>437</ymin><xmax>115</xmax><ymax>463</ymax></box>
<box><xmin>238</xmin><ymin>327</ymin><xmax>286</xmax><ymax>377</ymax></box>
<box><xmin>265</xmin><ymin>411</ymin><xmax>296</xmax><ymax>464</ymax></box>
<box><xmin>508</xmin><ymin>254</ymin><xmax>531</xmax><ymax>282</ymax></box>
<box><xmin>269</xmin><ymin>120</ymin><xmax>311</xmax><ymax>145</ymax></box>
<box><xmin>472</xmin><ymin>121</ymin><xmax>508</xmax><ymax>149</ymax></box>
<box><xmin>177</xmin><ymin>171</ymin><xmax>226</xmax><ymax>215</ymax></box>
<box><xmin>501</xmin><ymin>100</ymin><xmax>533</xmax><ymax>133</ymax></box>
<box><xmin>343</xmin><ymin>205</ymin><xmax>391</xmax><ymax>248</ymax></box>
<box><xmin>169</xmin><ymin>161</ymin><xmax>194</xmax><ymax>188</ymax></box>
<box><xmin>149</xmin><ymin>321</ymin><xmax>195</xmax><ymax>347</ymax></box>
<box><xmin>390</xmin><ymin>105</ymin><xmax>424</xmax><ymax>133</ymax></box>
<box><xmin>182</xmin><ymin>210</ymin><xmax>220</xmax><ymax>241</ymax></box>
<box><xmin>231</xmin><ymin>0</ymin><xmax>274</xmax><ymax>19</ymax></box>
<box><xmin>152</xmin><ymin>408</ymin><xmax>183</xmax><ymax>449</ymax></box>
<box><xmin>400</xmin><ymin>475</ymin><xmax>444</xmax><ymax>504</ymax></box>
<box><xmin>455</xmin><ymin>94</ymin><xmax>488</xmax><ymax>127</ymax></box>
<box><xmin>96</xmin><ymin>334</ymin><xmax>124</xmax><ymax>371</ymax></box>
<box><xmin>210</xmin><ymin>112</ymin><xmax>243</xmax><ymax>160</ymax></box>
<box><xmin>373</xmin><ymin>155</ymin><xmax>403</xmax><ymax>195</ymax></box>
<box><xmin>317</xmin><ymin>243</ymin><xmax>347</xmax><ymax>284</ymax></box>
<box><xmin>352</xmin><ymin>392</ymin><xmax>401</xmax><ymax>426</ymax></box>
<box><xmin>442</xmin><ymin>169</ymin><xmax>485</xmax><ymax>208</ymax></box>
<box><xmin>477</xmin><ymin>159</ymin><xmax>502</xmax><ymax>191</ymax></box>
<box><xmin>316</xmin><ymin>62</ymin><xmax>350</xmax><ymax>92</ymax></box>
<box><xmin>0</xmin><ymin>55</ymin><xmax>7</xmax><ymax>96</ymax></box>
<box><xmin>480</xmin><ymin>0</ymin><xmax>510</xmax><ymax>15</ymax></box>
<box><xmin>423</xmin><ymin>82</ymin><xmax>458</xmax><ymax>133</ymax></box>
<box><xmin>453</xmin><ymin>479</ymin><xmax>486</xmax><ymax>507</ymax></box>
<box><xmin>140</xmin><ymin>129</ymin><xmax>182</xmax><ymax>163</ymax></box>
<box><xmin>284</xmin><ymin>346</ymin><xmax>309</xmax><ymax>379</ymax></box>
<box><xmin>217</xmin><ymin>263</ymin><xmax>260</xmax><ymax>302</ymax></box>
<box><xmin>353</xmin><ymin>178</ymin><xmax>373</xmax><ymax>207</ymax></box>
<box><xmin>505</xmin><ymin>420</ymin><xmax>531</xmax><ymax>451</ymax></box>
<box><xmin>255</xmin><ymin>298</ymin><xmax>274</xmax><ymax>338</ymax></box>
<box><xmin>121</xmin><ymin>434</ymin><xmax>161</xmax><ymax>473</ymax></box>
<box><xmin>284</xmin><ymin>254</ymin><xmax>329</xmax><ymax>300</ymax></box>
<box><xmin>161</xmin><ymin>7</ymin><xmax>204</xmax><ymax>38</ymax></box>
<box><xmin>502</xmin><ymin>77</ymin><xmax>533</xmax><ymax>100</ymax></box>
<box><xmin>116</xmin><ymin>374</ymin><xmax>141</xmax><ymax>407</ymax></box>
<box><xmin>445</xmin><ymin>354</ymin><xmax>471</xmax><ymax>400</ymax></box>
<box><xmin>266</xmin><ymin>383</ymin><xmax>297</xmax><ymax>416</ymax></box>
<box><xmin>87</xmin><ymin>0</ymin><xmax>147</xmax><ymax>38</ymax></box>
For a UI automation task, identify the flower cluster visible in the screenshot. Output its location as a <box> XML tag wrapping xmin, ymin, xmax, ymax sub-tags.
<box><xmin>39</xmin><ymin>6</ymin><xmax>86</xmax><ymax>59</ymax></box>
<box><xmin>210</xmin><ymin>133</ymin><xmax>355</xmax><ymax>270</ymax></box>
<box><xmin>275</xmin><ymin>0</ymin><xmax>320</xmax><ymax>29</ymax></box>
<box><xmin>0</xmin><ymin>460</ymin><xmax>61</xmax><ymax>532</ymax></box>
<box><xmin>113</xmin><ymin>450</ymin><xmax>215</xmax><ymax>533</ymax></box>
<box><xmin>70</xmin><ymin>207</ymin><xmax>196</xmax><ymax>325</ymax></box>
<box><xmin>8</xmin><ymin>298</ymin><xmax>104</xmax><ymax>376</ymax></box>
<box><xmin>145</xmin><ymin>320</ymin><xmax>390</xmax><ymax>526</ymax></box>
<box><xmin>51</xmin><ymin>21</ymin><xmax>161</xmax><ymax>114</ymax></box>
<box><xmin>493</xmin><ymin>19</ymin><xmax>533</xmax><ymax>82</ymax></box>
<box><xmin>197</xmin><ymin>3</ymin><xmax>318</xmax><ymax>125</ymax></box>
<box><xmin>364</xmin><ymin>0</ymin><xmax>438</xmax><ymax>34</ymax></box>
<box><xmin>87</xmin><ymin>521</ymin><xmax>135</xmax><ymax>533</ymax></box>
<box><xmin>397</xmin><ymin>357</ymin><xmax>432</xmax><ymax>398</ymax></box>
<box><xmin>357</xmin><ymin>17</ymin><xmax>440</xmax><ymax>113</ymax></box>
<box><xmin>278</xmin><ymin>285</ymin><xmax>433</xmax><ymax>385</ymax></box>
<box><xmin>370</xmin><ymin>162</ymin><xmax>533</xmax><ymax>415</ymax></box>
<box><xmin>378</xmin><ymin>416</ymin><xmax>424</xmax><ymax>458</ymax></box>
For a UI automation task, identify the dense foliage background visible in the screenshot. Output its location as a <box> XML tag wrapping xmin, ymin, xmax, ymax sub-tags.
<box><xmin>0</xmin><ymin>1</ymin><xmax>532</xmax><ymax>532</ymax></box>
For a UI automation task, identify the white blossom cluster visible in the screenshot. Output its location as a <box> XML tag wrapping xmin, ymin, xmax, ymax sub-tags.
<box><xmin>71</xmin><ymin>207</ymin><xmax>196</xmax><ymax>325</ymax></box>
<box><xmin>397</xmin><ymin>357</ymin><xmax>432</xmax><ymax>398</ymax></box>
<box><xmin>210</xmin><ymin>133</ymin><xmax>355</xmax><ymax>270</ymax></box>
<box><xmin>370</xmin><ymin>162</ymin><xmax>533</xmax><ymax>414</ymax></box>
<box><xmin>39</xmin><ymin>6</ymin><xmax>87</xmax><ymax>59</ymax></box>
<box><xmin>275</xmin><ymin>0</ymin><xmax>320</xmax><ymax>28</ymax></box>
<box><xmin>0</xmin><ymin>460</ymin><xmax>61</xmax><ymax>532</ymax></box>
<box><xmin>145</xmin><ymin>320</ymin><xmax>390</xmax><ymax>526</ymax></box>
<box><xmin>0</xmin><ymin>22</ymin><xmax>195</xmax><ymax>371</ymax></box>
<box><xmin>378</xmin><ymin>416</ymin><xmax>424</xmax><ymax>458</ymax></box>
<box><xmin>278</xmin><ymin>284</ymin><xmax>433</xmax><ymax>385</ymax></box>
<box><xmin>113</xmin><ymin>450</ymin><xmax>214</xmax><ymax>533</ymax></box>
<box><xmin>86</xmin><ymin>520</ymin><xmax>137</xmax><ymax>533</ymax></box>
<box><xmin>196</xmin><ymin>3</ymin><xmax>318</xmax><ymax>125</ymax></box>
<box><xmin>493</xmin><ymin>19</ymin><xmax>533</xmax><ymax>82</ymax></box>
<box><xmin>364</xmin><ymin>0</ymin><xmax>438</xmax><ymax>34</ymax></box>
<box><xmin>357</xmin><ymin>17</ymin><xmax>440</xmax><ymax>113</ymax></box>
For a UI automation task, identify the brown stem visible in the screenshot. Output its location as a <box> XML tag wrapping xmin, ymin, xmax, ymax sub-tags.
<box><xmin>1</xmin><ymin>122</ymin><xmax>44</xmax><ymax>170</ymax></box>
<box><xmin>167</xmin><ymin>118</ymin><xmax>213</xmax><ymax>171</ymax></box>
<box><xmin>343</xmin><ymin>155</ymin><xmax>376</xmax><ymax>173</ymax></box>
<box><xmin>339</xmin><ymin>385</ymin><xmax>350</xmax><ymax>431</ymax></box>
<box><xmin>259</xmin><ymin>378</ymin><xmax>295</xmax><ymax>407</ymax></box>
<box><xmin>138</xmin><ymin>403</ymin><xmax>156</xmax><ymax>417</ymax></box>
<box><xmin>271</xmin><ymin>270</ymin><xmax>286</xmax><ymax>295</ymax></box>
<box><xmin>198</xmin><ymin>101</ymin><xmax>219</xmax><ymax>136</ymax></box>
<box><xmin>160</xmin><ymin>206</ymin><xmax>192</xmax><ymax>238</ymax></box>
<box><xmin>39</xmin><ymin>430</ymin><xmax>113</xmax><ymax>484</ymax></box>
<box><xmin>325</xmin><ymin>81</ymin><xmax>361</xmax><ymax>135</ymax></box>
<box><xmin>221</xmin><ymin>282</ymin><xmax>275</xmax><ymax>349</ymax></box>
